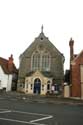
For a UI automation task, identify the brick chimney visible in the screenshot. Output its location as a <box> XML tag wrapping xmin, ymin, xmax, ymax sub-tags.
<box><xmin>69</xmin><ymin>38</ymin><xmax>74</xmax><ymax>62</ymax></box>
<box><xmin>8</xmin><ymin>54</ymin><xmax>14</xmax><ymax>73</ymax></box>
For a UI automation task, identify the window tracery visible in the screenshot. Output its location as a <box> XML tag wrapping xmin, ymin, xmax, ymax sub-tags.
<box><xmin>31</xmin><ymin>50</ymin><xmax>51</xmax><ymax>71</ymax></box>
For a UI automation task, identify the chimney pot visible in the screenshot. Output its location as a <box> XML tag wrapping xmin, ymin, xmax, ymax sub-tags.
<box><xmin>8</xmin><ymin>54</ymin><xmax>14</xmax><ymax>73</ymax></box>
<box><xmin>69</xmin><ymin>38</ymin><xmax>74</xmax><ymax>62</ymax></box>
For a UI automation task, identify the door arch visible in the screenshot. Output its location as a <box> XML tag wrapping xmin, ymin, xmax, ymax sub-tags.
<box><xmin>34</xmin><ymin>78</ymin><xmax>41</xmax><ymax>94</ymax></box>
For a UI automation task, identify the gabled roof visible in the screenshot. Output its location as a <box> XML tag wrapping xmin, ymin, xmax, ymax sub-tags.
<box><xmin>0</xmin><ymin>57</ymin><xmax>17</xmax><ymax>74</ymax></box>
<box><xmin>20</xmin><ymin>31</ymin><xmax>64</xmax><ymax>60</ymax></box>
<box><xmin>72</xmin><ymin>50</ymin><xmax>83</xmax><ymax>63</ymax></box>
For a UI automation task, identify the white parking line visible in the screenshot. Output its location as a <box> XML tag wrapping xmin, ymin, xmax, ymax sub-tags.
<box><xmin>0</xmin><ymin>109</ymin><xmax>53</xmax><ymax>125</ymax></box>
<box><xmin>30</xmin><ymin>115</ymin><xmax>53</xmax><ymax>123</ymax></box>
<box><xmin>0</xmin><ymin>117</ymin><xmax>46</xmax><ymax>125</ymax></box>
<box><xmin>13</xmin><ymin>110</ymin><xmax>50</xmax><ymax>117</ymax></box>
<box><xmin>0</xmin><ymin>110</ymin><xmax>11</xmax><ymax>113</ymax></box>
<box><xmin>13</xmin><ymin>110</ymin><xmax>53</xmax><ymax>123</ymax></box>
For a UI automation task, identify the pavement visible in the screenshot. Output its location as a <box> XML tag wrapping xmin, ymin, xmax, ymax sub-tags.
<box><xmin>0</xmin><ymin>91</ymin><xmax>83</xmax><ymax>105</ymax></box>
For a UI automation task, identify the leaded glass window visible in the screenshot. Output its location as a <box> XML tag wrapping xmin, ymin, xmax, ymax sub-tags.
<box><xmin>32</xmin><ymin>52</ymin><xmax>40</xmax><ymax>70</ymax></box>
<box><xmin>42</xmin><ymin>54</ymin><xmax>50</xmax><ymax>71</ymax></box>
<box><xmin>31</xmin><ymin>50</ymin><xmax>51</xmax><ymax>71</ymax></box>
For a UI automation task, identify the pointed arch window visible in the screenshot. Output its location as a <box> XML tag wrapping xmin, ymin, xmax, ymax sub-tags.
<box><xmin>32</xmin><ymin>52</ymin><xmax>40</xmax><ymax>70</ymax></box>
<box><xmin>42</xmin><ymin>53</ymin><xmax>50</xmax><ymax>71</ymax></box>
<box><xmin>31</xmin><ymin>51</ymin><xmax>51</xmax><ymax>71</ymax></box>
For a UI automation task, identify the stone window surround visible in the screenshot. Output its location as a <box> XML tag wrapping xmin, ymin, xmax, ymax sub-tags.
<box><xmin>31</xmin><ymin>49</ymin><xmax>51</xmax><ymax>71</ymax></box>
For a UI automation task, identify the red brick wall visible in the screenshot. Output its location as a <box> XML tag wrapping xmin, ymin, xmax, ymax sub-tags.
<box><xmin>8</xmin><ymin>55</ymin><xmax>14</xmax><ymax>73</ymax></box>
<box><xmin>71</xmin><ymin>52</ymin><xmax>83</xmax><ymax>97</ymax></box>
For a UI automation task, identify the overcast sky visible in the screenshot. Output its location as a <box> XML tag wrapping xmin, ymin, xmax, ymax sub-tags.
<box><xmin>0</xmin><ymin>0</ymin><xmax>83</xmax><ymax>70</ymax></box>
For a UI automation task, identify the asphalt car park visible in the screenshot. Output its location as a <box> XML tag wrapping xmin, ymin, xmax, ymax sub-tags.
<box><xmin>0</xmin><ymin>109</ymin><xmax>54</xmax><ymax>125</ymax></box>
<box><xmin>0</xmin><ymin>93</ymin><xmax>83</xmax><ymax>125</ymax></box>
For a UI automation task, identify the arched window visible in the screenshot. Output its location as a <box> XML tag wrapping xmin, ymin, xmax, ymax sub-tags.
<box><xmin>32</xmin><ymin>52</ymin><xmax>40</xmax><ymax>70</ymax></box>
<box><xmin>31</xmin><ymin>50</ymin><xmax>51</xmax><ymax>71</ymax></box>
<box><xmin>42</xmin><ymin>53</ymin><xmax>50</xmax><ymax>71</ymax></box>
<box><xmin>47</xmin><ymin>84</ymin><xmax>50</xmax><ymax>90</ymax></box>
<box><xmin>47</xmin><ymin>80</ymin><xmax>51</xmax><ymax>90</ymax></box>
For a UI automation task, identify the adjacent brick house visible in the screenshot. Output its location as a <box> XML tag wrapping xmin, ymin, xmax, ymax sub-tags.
<box><xmin>0</xmin><ymin>55</ymin><xmax>18</xmax><ymax>92</ymax></box>
<box><xmin>17</xmin><ymin>27</ymin><xmax>65</xmax><ymax>95</ymax></box>
<box><xmin>69</xmin><ymin>38</ymin><xmax>83</xmax><ymax>99</ymax></box>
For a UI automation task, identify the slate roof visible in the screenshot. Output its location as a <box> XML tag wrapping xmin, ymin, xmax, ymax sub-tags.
<box><xmin>72</xmin><ymin>50</ymin><xmax>83</xmax><ymax>63</ymax></box>
<box><xmin>20</xmin><ymin>31</ymin><xmax>64</xmax><ymax>60</ymax></box>
<box><xmin>0</xmin><ymin>57</ymin><xmax>17</xmax><ymax>74</ymax></box>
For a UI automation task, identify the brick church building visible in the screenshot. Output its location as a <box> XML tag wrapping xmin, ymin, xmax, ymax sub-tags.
<box><xmin>17</xmin><ymin>26</ymin><xmax>65</xmax><ymax>95</ymax></box>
